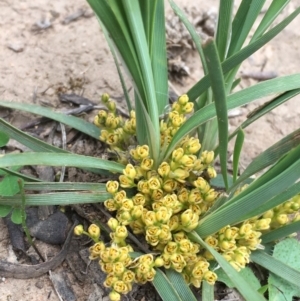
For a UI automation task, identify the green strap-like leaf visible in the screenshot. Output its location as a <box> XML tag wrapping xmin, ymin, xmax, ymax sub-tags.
<box><xmin>251</xmin><ymin>0</ymin><xmax>290</xmax><ymax>42</ymax></box>
<box><xmin>230</xmin><ymin>127</ymin><xmax>300</xmax><ymax>192</ymax></box>
<box><xmin>164</xmin><ymin>74</ymin><xmax>300</xmax><ymax>160</ymax></box>
<box><xmin>262</xmin><ymin>221</ymin><xmax>300</xmax><ymax>244</ymax></box>
<box><xmin>0</xmin><ymin>167</ymin><xmax>41</xmax><ymax>182</ymax></box>
<box><xmin>165</xmin><ymin>269</ymin><xmax>197</xmax><ymax>301</ymax></box>
<box><xmin>0</xmin><ymin>152</ymin><xmax>124</xmax><ymax>173</ymax></box>
<box><xmin>202</xmin><ymin>281</ymin><xmax>214</xmax><ymax>301</ymax></box>
<box><xmin>232</xmin><ymin>129</ymin><xmax>245</xmax><ymax>183</ymax></box>
<box><xmin>215</xmin><ymin>0</ymin><xmax>234</xmax><ymax>61</ymax></box>
<box><xmin>0</xmin><ymin>101</ymin><xmax>100</xmax><ymax>139</ymax></box>
<box><xmin>227</xmin><ymin>0</ymin><xmax>266</xmax><ymax>56</ymax></box>
<box><xmin>23</xmin><ymin>182</ymin><xmax>107</xmax><ymax>191</ymax></box>
<box><xmin>188</xmin><ymin>6</ymin><xmax>300</xmax><ymax>101</ymax></box>
<box><xmin>152</xmin><ymin>269</ymin><xmax>183</xmax><ymax>301</ymax></box>
<box><xmin>189</xmin><ymin>232</ymin><xmax>266</xmax><ymax>301</ymax></box>
<box><xmin>0</xmin><ymin>118</ymin><xmax>68</xmax><ymax>153</ymax></box>
<box><xmin>0</xmin><ymin>191</ymin><xmax>110</xmax><ymax>206</ymax></box>
<box><xmin>195</xmin><ymin>146</ymin><xmax>300</xmax><ymax>237</ymax></box>
<box><xmin>251</xmin><ymin>250</ymin><xmax>300</xmax><ymax>288</ymax></box>
<box><xmin>203</xmin><ymin>39</ymin><xmax>229</xmax><ymax>189</ymax></box>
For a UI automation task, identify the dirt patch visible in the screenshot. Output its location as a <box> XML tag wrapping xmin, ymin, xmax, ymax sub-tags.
<box><xmin>1</xmin><ymin>0</ymin><xmax>300</xmax><ymax>300</ymax></box>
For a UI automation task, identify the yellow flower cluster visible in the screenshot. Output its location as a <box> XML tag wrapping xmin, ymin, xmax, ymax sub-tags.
<box><xmin>90</xmin><ymin>94</ymin><xmax>300</xmax><ymax>300</ymax></box>
<box><xmin>75</xmin><ymin>221</ymin><xmax>162</xmax><ymax>301</ymax></box>
<box><xmin>94</xmin><ymin>93</ymin><xmax>136</xmax><ymax>152</ymax></box>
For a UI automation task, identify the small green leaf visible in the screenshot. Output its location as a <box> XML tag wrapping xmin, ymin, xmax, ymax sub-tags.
<box><xmin>269</xmin><ymin>238</ymin><xmax>300</xmax><ymax>301</ymax></box>
<box><xmin>0</xmin><ymin>131</ymin><xmax>9</xmax><ymax>147</ymax></box>
<box><xmin>11</xmin><ymin>207</ymin><xmax>23</xmax><ymax>224</ymax></box>
<box><xmin>0</xmin><ymin>175</ymin><xmax>20</xmax><ymax>196</ymax></box>
<box><xmin>0</xmin><ymin>205</ymin><xmax>12</xmax><ymax>217</ymax></box>
<box><xmin>216</xmin><ymin>266</ymin><xmax>261</xmax><ymax>291</ymax></box>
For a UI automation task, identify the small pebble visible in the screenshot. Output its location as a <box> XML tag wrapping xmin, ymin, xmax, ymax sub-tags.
<box><xmin>7</xmin><ymin>42</ymin><xmax>25</xmax><ymax>53</ymax></box>
<box><xmin>35</xmin><ymin>280</ymin><xmax>44</xmax><ymax>289</ymax></box>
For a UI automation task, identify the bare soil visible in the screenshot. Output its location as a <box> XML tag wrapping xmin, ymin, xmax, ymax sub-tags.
<box><xmin>1</xmin><ymin>0</ymin><xmax>300</xmax><ymax>300</ymax></box>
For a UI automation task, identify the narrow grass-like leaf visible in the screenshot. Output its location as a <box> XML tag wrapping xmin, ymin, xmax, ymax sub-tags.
<box><xmin>188</xmin><ymin>7</ymin><xmax>300</xmax><ymax>101</ymax></box>
<box><xmin>232</xmin><ymin>129</ymin><xmax>245</xmax><ymax>183</ymax></box>
<box><xmin>203</xmin><ymin>39</ymin><xmax>228</xmax><ymax>189</ymax></box>
<box><xmin>0</xmin><ymin>153</ymin><xmax>124</xmax><ymax>173</ymax></box>
<box><xmin>215</xmin><ymin>0</ymin><xmax>234</xmax><ymax>61</ymax></box>
<box><xmin>23</xmin><ymin>182</ymin><xmax>107</xmax><ymax>191</ymax></box>
<box><xmin>0</xmin><ymin>191</ymin><xmax>110</xmax><ymax>206</ymax></box>
<box><xmin>229</xmin><ymin>89</ymin><xmax>300</xmax><ymax>146</ymax></box>
<box><xmin>202</xmin><ymin>281</ymin><xmax>214</xmax><ymax>301</ymax></box>
<box><xmin>122</xmin><ymin>1</ymin><xmax>160</xmax><ymax>136</ymax></box>
<box><xmin>195</xmin><ymin>149</ymin><xmax>300</xmax><ymax>237</ymax></box>
<box><xmin>0</xmin><ymin>118</ymin><xmax>68</xmax><ymax>153</ymax></box>
<box><xmin>0</xmin><ymin>131</ymin><xmax>9</xmax><ymax>147</ymax></box>
<box><xmin>0</xmin><ymin>168</ymin><xmax>41</xmax><ymax>182</ymax></box>
<box><xmin>87</xmin><ymin>0</ymin><xmax>144</xmax><ymax>102</ymax></box>
<box><xmin>230</xmin><ymin>127</ymin><xmax>300</xmax><ymax>192</ymax></box>
<box><xmin>152</xmin><ymin>269</ymin><xmax>183</xmax><ymax>301</ymax></box>
<box><xmin>165</xmin><ymin>74</ymin><xmax>300</xmax><ymax>160</ymax></box>
<box><xmin>262</xmin><ymin>221</ymin><xmax>300</xmax><ymax>244</ymax></box>
<box><xmin>0</xmin><ymin>101</ymin><xmax>100</xmax><ymax>139</ymax></box>
<box><xmin>169</xmin><ymin>0</ymin><xmax>207</xmax><ymax>74</ymax></box>
<box><xmin>151</xmin><ymin>0</ymin><xmax>168</xmax><ymax>114</ymax></box>
<box><xmin>251</xmin><ymin>0</ymin><xmax>290</xmax><ymax>41</ymax></box>
<box><xmin>242</xmin><ymin>181</ymin><xmax>300</xmax><ymax>221</ymax></box>
<box><xmin>251</xmin><ymin>250</ymin><xmax>300</xmax><ymax>288</ymax></box>
<box><xmin>228</xmin><ymin>0</ymin><xmax>266</xmax><ymax>56</ymax></box>
<box><xmin>165</xmin><ymin>270</ymin><xmax>197</xmax><ymax>301</ymax></box>
<box><xmin>189</xmin><ymin>232</ymin><xmax>266</xmax><ymax>301</ymax></box>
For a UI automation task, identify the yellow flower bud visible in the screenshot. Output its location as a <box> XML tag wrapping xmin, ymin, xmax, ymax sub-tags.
<box><xmin>203</xmin><ymin>271</ymin><xmax>217</xmax><ymax>285</ymax></box>
<box><xmin>143</xmin><ymin>211</ymin><xmax>157</xmax><ymax>226</ymax></box>
<box><xmin>101</xmin><ymin>93</ymin><xmax>110</xmax><ymax>103</ymax></box>
<box><xmin>188</xmin><ymin>189</ymin><xmax>202</xmax><ymax>204</ymax></box>
<box><xmin>181</xmin><ymin>102</ymin><xmax>194</xmax><ymax>113</ymax></box>
<box><xmin>170</xmin><ymin>253</ymin><xmax>186</xmax><ymax>273</ymax></box>
<box><xmin>148</xmin><ymin>176</ymin><xmax>161</xmax><ymax>190</ymax></box>
<box><xmin>74</xmin><ymin>224</ymin><xmax>84</xmax><ymax>236</ymax></box>
<box><xmin>113</xmin><ymin>280</ymin><xmax>130</xmax><ymax>294</ymax></box>
<box><xmin>107</xmin><ymin>218</ymin><xmax>119</xmax><ymax>231</ymax></box>
<box><xmin>106</xmin><ymin>181</ymin><xmax>119</xmax><ymax>194</ymax></box>
<box><xmin>88</xmin><ymin>224</ymin><xmax>100</xmax><ymax>240</ymax></box>
<box><xmin>106</xmin><ymin>133</ymin><xmax>119</xmax><ymax>146</ymax></box>
<box><xmin>122</xmin><ymin>270</ymin><xmax>135</xmax><ymax>283</ymax></box>
<box><xmin>173</xmin><ymin>231</ymin><xmax>187</xmax><ymax>242</ymax></box>
<box><xmin>193</xmin><ymin>177</ymin><xmax>210</xmax><ymax>193</ymax></box>
<box><xmin>183</xmin><ymin>137</ymin><xmax>201</xmax><ymax>154</ymax></box>
<box><xmin>154</xmin><ymin>257</ymin><xmax>164</xmax><ymax>267</ymax></box>
<box><xmin>164</xmin><ymin>241</ymin><xmax>178</xmax><ymax>254</ymax></box>
<box><xmin>132</xmin><ymin>193</ymin><xmax>146</xmax><ymax>206</ymax></box>
<box><xmin>123</xmin><ymin>164</ymin><xmax>136</xmax><ymax>179</ymax></box>
<box><xmin>130</xmin><ymin>219</ymin><xmax>144</xmax><ymax>234</ymax></box>
<box><xmin>158</xmin><ymin>162</ymin><xmax>171</xmax><ymax>177</ymax></box>
<box><xmin>180</xmin><ymin>154</ymin><xmax>196</xmax><ymax>168</ymax></box>
<box><xmin>275</xmin><ymin>213</ymin><xmax>288</xmax><ymax>225</ymax></box>
<box><xmin>238</xmin><ymin>223</ymin><xmax>252</xmax><ymax>237</ymax></box>
<box><xmin>192</xmin><ymin>261</ymin><xmax>209</xmax><ymax>279</ymax></box>
<box><xmin>158</xmin><ymin>225</ymin><xmax>172</xmax><ymax>241</ymax></box>
<box><xmin>178</xmin><ymin>188</ymin><xmax>189</xmax><ymax>203</ymax></box>
<box><xmin>180</xmin><ymin>209</ymin><xmax>195</xmax><ymax>227</ymax></box>
<box><xmin>169</xmin><ymin>168</ymin><xmax>189</xmax><ymax>183</ymax></box>
<box><xmin>178</xmin><ymin>239</ymin><xmax>193</xmax><ymax>253</ymax></box>
<box><xmin>172</xmin><ymin>148</ymin><xmax>184</xmax><ymax>162</ymax></box>
<box><xmin>107</xmin><ymin>100</ymin><xmax>116</xmax><ymax>112</ymax></box>
<box><xmin>178</xmin><ymin>94</ymin><xmax>189</xmax><ymax>105</ymax></box>
<box><xmin>207</xmin><ymin>166</ymin><xmax>217</xmax><ymax>178</ymax></box>
<box><xmin>97</xmin><ymin>110</ymin><xmax>107</xmax><ymax>123</ymax></box>
<box><xmin>205</xmin><ymin>236</ymin><xmax>219</xmax><ymax>249</ymax></box>
<box><xmin>201</xmin><ymin>151</ymin><xmax>215</xmax><ymax>165</ymax></box>
<box><xmin>155</xmin><ymin>206</ymin><xmax>172</xmax><ymax>223</ymax></box>
<box><xmin>168</xmin><ymin>214</ymin><xmax>180</xmax><ymax>231</ymax></box>
<box><xmin>100</xmin><ymin>262</ymin><xmax>113</xmax><ymax>273</ymax></box>
<box><xmin>130</xmin><ymin>205</ymin><xmax>143</xmax><ymax>219</ymax></box>
<box><xmin>114</xmin><ymin>225</ymin><xmax>128</xmax><ymax>239</ymax></box>
<box><xmin>141</xmin><ymin>158</ymin><xmax>154</xmax><ymax>171</ymax></box>
<box><xmin>162</xmin><ymin>179</ymin><xmax>177</xmax><ymax>193</ymax></box>
<box><xmin>136</xmin><ymin>145</ymin><xmax>149</xmax><ymax>159</ymax></box>
<box><xmin>113</xmin><ymin>262</ymin><xmax>125</xmax><ymax>276</ymax></box>
<box><xmin>119</xmin><ymin>175</ymin><xmax>135</xmax><ymax>188</ymax></box>
<box><xmin>146</xmin><ymin>234</ymin><xmax>160</xmax><ymax>246</ymax></box>
<box><xmin>204</xmin><ymin>189</ymin><xmax>218</xmax><ymax>203</ymax></box>
<box><xmin>151</xmin><ymin>189</ymin><xmax>164</xmax><ymax>201</ymax></box>
<box><xmin>253</xmin><ymin>218</ymin><xmax>271</xmax><ymax>230</ymax></box>
<box><xmin>137</xmin><ymin>180</ymin><xmax>150</xmax><ymax>194</ymax></box>
<box><xmin>146</xmin><ymin>225</ymin><xmax>161</xmax><ymax>237</ymax></box>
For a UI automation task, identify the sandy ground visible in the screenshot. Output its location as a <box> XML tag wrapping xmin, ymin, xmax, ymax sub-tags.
<box><xmin>1</xmin><ymin>0</ymin><xmax>300</xmax><ymax>300</ymax></box>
